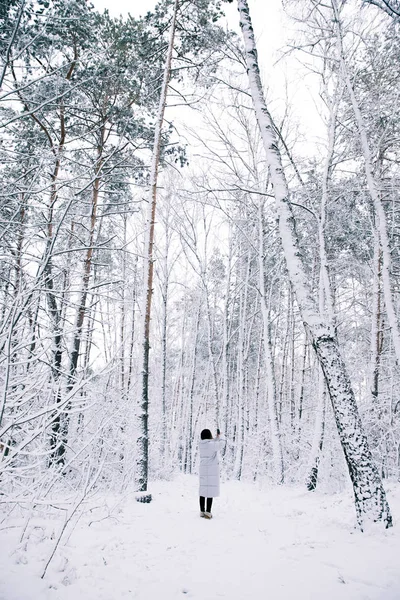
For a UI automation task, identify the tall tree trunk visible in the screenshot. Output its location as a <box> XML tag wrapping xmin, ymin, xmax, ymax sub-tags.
<box><xmin>222</xmin><ymin>229</ymin><xmax>233</xmax><ymax>438</ymax></box>
<box><xmin>184</xmin><ymin>298</ymin><xmax>201</xmax><ymax>474</ymax></box>
<box><xmin>202</xmin><ymin>277</ymin><xmax>220</xmax><ymax>423</ymax></box>
<box><xmin>201</xmin><ymin>212</ymin><xmax>220</xmax><ymax>425</ymax></box>
<box><xmin>120</xmin><ymin>214</ymin><xmax>128</xmax><ymax>395</ymax></box>
<box><xmin>68</xmin><ymin>133</ymin><xmax>104</xmax><ymax>387</ymax></box>
<box><xmin>278</xmin><ymin>289</ymin><xmax>291</xmax><ymax>425</ymax></box>
<box><xmin>53</xmin><ymin>126</ymin><xmax>105</xmax><ymax>465</ymax></box>
<box><xmin>126</xmin><ymin>256</ymin><xmax>139</xmax><ymax>395</ymax></box>
<box><xmin>289</xmin><ymin>288</ymin><xmax>296</xmax><ymax>434</ymax></box>
<box><xmin>238</xmin><ymin>0</ymin><xmax>392</xmax><ymax>529</ymax></box>
<box><xmin>159</xmin><ymin>198</ymin><xmax>175</xmax><ymax>463</ymax></box>
<box><xmin>370</xmin><ymin>240</ymin><xmax>384</xmax><ymax>403</ymax></box>
<box><xmin>297</xmin><ymin>335</ymin><xmax>309</xmax><ymax>430</ymax></box>
<box><xmin>233</xmin><ymin>240</ymin><xmax>251</xmax><ymax>480</ymax></box>
<box><xmin>306</xmin><ymin>371</ymin><xmax>327</xmax><ymax>491</ymax></box>
<box><xmin>160</xmin><ymin>235</ymin><xmax>169</xmax><ymax>460</ymax></box>
<box><xmin>46</xmin><ymin>148</ymin><xmax>68</xmax><ymax>466</ymax></box>
<box><xmin>258</xmin><ymin>200</ymin><xmax>284</xmax><ymax>483</ymax></box>
<box><xmin>137</xmin><ymin>0</ymin><xmax>178</xmax><ymax>492</ymax></box>
<box><xmin>305</xmin><ymin>73</ymin><xmax>339</xmax><ymax>489</ymax></box>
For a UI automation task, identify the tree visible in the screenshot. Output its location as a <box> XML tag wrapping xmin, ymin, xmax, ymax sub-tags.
<box><xmin>331</xmin><ymin>0</ymin><xmax>400</xmax><ymax>368</ymax></box>
<box><xmin>136</xmin><ymin>0</ymin><xmax>234</xmax><ymax>491</ymax></box>
<box><xmin>363</xmin><ymin>0</ymin><xmax>400</xmax><ymax>19</ymax></box>
<box><xmin>0</xmin><ymin>0</ymin><xmax>166</xmax><ymax>483</ymax></box>
<box><xmin>137</xmin><ymin>0</ymin><xmax>179</xmax><ymax>493</ymax></box>
<box><xmin>237</xmin><ymin>0</ymin><xmax>392</xmax><ymax>529</ymax></box>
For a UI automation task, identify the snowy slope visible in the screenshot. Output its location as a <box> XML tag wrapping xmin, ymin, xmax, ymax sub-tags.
<box><xmin>1</xmin><ymin>475</ymin><xmax>399</xmax><ymax>600</ymax></box>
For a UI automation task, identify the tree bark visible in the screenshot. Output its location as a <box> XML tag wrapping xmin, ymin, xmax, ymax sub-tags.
<box><xmin>370</xmin><ymin>238</ymin><xmax>384</xmax><ymax>403</ymax></box>
<box><xmin>184</xmin><ymin>298</ymin><xmax>201</xmax><ymax>474</ymax></box>
<box><xmin>137</xmin><ymin>0</ymin><xmax>178</xmax><ymax>492</ymax></box>
<box><xmin>305</xmin><ymin>71</ymin><xmax>339</xmax><ymax>489</ymax></box>
<box><xmin>238</xmin><ymin>0</ymin><xmax>392</xmax><ymax>529</ymax></box>
<box><xmin>53</xmin><ymin>126</ymin><xmax>105</xmax><ymax>465</ymax></box>
<box><xmin>258</xmin><ymin>199</ymin><xmax>284</xmax><ymax>484</ymax></box>
<box><xmin>233</xmin><ymin>235</ymin><xmax>252</xmax><ymax>480</ymax></box>
<box><xmin>306</xmin><ymin>371</ymin><xmax>327</xmax><ymax>491</ymax></box>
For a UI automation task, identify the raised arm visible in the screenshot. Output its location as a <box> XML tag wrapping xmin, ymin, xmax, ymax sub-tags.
<box><xmin>212</xmin><ymin>433</ymin><xmax>226</xmax><ymax>451</ymax></box>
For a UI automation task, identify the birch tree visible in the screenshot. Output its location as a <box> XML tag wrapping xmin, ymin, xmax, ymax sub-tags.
<box><xmin>237</xmin><ymin>0</ymin><xmax>392</xmax><ymax>528</ymax></box>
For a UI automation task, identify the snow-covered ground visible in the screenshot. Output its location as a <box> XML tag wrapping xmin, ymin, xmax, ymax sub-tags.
<box><xmin>1</xmin><ymin>475</ymin><xmax>400</xmax><ymax>600</ymax></box>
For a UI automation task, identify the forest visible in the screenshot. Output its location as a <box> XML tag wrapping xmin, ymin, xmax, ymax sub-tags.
<box><xmin>1</xmin><ymin>0</ymin><xmax>400</xmax><ymax>582</ymax></box>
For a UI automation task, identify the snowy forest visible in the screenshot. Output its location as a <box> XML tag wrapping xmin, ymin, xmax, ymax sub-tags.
<box><xmin>1</xmin><ymin>0</ymin><xmax>400</xmax><ymax>596</ymax></box>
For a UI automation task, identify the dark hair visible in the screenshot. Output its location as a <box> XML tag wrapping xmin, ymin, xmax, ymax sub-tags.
<box><xmin>201</xmin><ymin>428</ymin><xmax>212</xmax><ymax>440</ymax></box>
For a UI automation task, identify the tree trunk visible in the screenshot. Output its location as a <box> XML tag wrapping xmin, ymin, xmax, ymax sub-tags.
<box><xmin>184</xmin><ymin>298</ymin><xmax>201</xmax><ymax>474</ymax></box>
<box><xmin>306</xmin><ymin>371</ymin><xmax>327</xmax><ymax>491</ymax></box>
<box><xmin>46</xmin><ymin>150</ymin><xmax>68</xmax><ymax>466</ymax></box>
<box><xmin>222</xmin><ymin>229</ymin><xmax>233</xmax><ymax>439</ymax></box>
<box><xmin>68</xmin><ymin>137</ymin><xmax>104</xmax><ymax>387</ymax></box>
<box><xmin>289</xmin><ymin>288</ymin><xmax>296</xmax><ymax>434</ymax></box>
<box><xmin>159</xmin><ymin>214</ymin><xmax>171</xmax><ymax>460</ymax></box>
<box><xmin>258</xmin><ymin>199</ymin><xmax>284</xmax><ymax>484</ymax></box>
<box><xmin>238</xmin><ymin>0</ymin><xmax>392</xmax><ymax>529</ymax></box>
<box><xmin>126</xmin><ymin>256</ymin><xmax>139</xmax><ymax>395</ymax></box>
<box><xmin>120</xmin><ymin>214</ymin><xmax>128</xmax><ymax>395</ymax></box>
<box><xmin>278</xmin><ymin>290</ymin><xmax>291</xmax><ymax>425</ymax></box>
<box><xmin>370</xmin><ymin>240</ymin><xmax>384</xmax><ymax>403</ymax></box>
<box><xmin>53</xmin><ymin>126</ymin><xmax>105</xmax><ymax>465</ymax></box>
<box><xmin>305</xmin><ymin>71</ymin><xmax>339</xmax><ymax>489</ymax></box>
<box><xmin>137</xmin><ymin>0</ymin><xmax>178</xmax><ymax>492</ymax></box>
<box><xmin>233</xmin><ymin>237</ymin><xmax>251</xmax><ymax>480</ymax></box>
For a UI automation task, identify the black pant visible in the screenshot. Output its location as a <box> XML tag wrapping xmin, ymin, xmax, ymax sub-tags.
<box><xmin>200</xmin><ymin>496</ymin><xmax>213</xmax><ymax>513</ymax></box>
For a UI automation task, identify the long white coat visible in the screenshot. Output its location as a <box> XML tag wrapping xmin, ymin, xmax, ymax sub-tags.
<box><xmin>198</xmin><ymin>437</ymin><xmax>226</xmax><ymax>498</ymax></box>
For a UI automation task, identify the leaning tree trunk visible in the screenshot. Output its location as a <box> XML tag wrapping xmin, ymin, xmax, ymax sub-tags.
<box><xmin>137</xmin><ymin>0</ymin><xmax>179</xmax><ymax>492</ymax></box>
<box><xmin>238</xmin><ymin>0</ymin><xmax>392</xmax><ymax>529</ymax></box>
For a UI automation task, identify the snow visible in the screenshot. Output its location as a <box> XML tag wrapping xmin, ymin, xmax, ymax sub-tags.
<box><xmin>1</xmin><ymin>475</ymin><xmax>400</xmax><ymax>600</ymax></box>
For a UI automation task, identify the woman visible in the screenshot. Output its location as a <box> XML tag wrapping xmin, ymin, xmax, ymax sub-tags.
<box><xmin>198</xmin><ymin>428</ymin><xmax>226</xmax><ymax>519</ymax></box>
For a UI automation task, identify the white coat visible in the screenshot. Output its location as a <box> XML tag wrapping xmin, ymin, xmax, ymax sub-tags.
<box><xmin>198</xmin><ymin>437</ymin><xmax>226</xmax><ymax>498</ymax></box>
